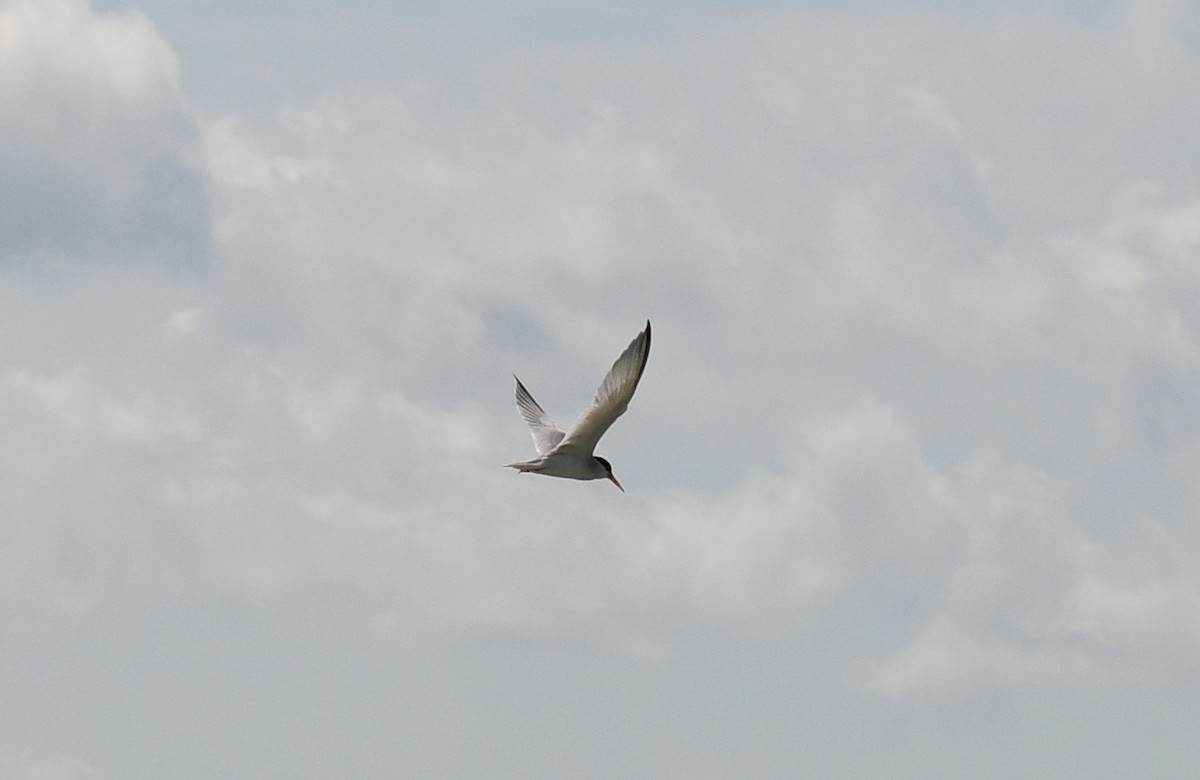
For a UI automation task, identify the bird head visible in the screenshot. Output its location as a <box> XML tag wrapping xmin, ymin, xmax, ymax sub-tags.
<box><xmin>594</xmin><ymin>456</ymin><xmax>624</xmax><ymax>492</ymax></box>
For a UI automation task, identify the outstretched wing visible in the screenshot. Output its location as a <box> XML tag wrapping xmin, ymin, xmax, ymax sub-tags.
<box><xmin>558</xmin><ymin>320</ymin><xmax>651</xmax><ymax>456</ymax></box>
<box><xmin>514</xmin><ymin>376</ymin><xmax>565</xmax><ymax>456</ymax></box>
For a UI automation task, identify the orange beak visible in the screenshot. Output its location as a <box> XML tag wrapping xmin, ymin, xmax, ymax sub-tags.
<box><xmin>607</xmin><ymin>472</ymin><xmax>624</xmax><ymax>492</ymax></box>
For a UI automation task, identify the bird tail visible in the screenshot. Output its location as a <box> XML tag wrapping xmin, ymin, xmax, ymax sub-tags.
<box><xmin>504</xmin><ymin>459</ymin><xmax>545</xmax><ymax>473</ymax></box>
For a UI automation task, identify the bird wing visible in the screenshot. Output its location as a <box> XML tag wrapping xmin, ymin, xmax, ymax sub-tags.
<box><xmin>557</xmin><ymin>320</ymin><xmax>651</xmax><ymax>456</ymax></box>
<box><xmin>514</xmin><ymin>376</ymin><xmax>565</xmax><ymax>456</ymax></box>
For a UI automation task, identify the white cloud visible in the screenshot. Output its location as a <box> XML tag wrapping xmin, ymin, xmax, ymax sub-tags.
<box><xmin>862</xmin><ymin>614</ymin><xmax>1101</xmax><ymax>698</ymax></box>
<box><xmin>860</xmin><ymin>445</ymin><xmax>1200</xmax><ymax>696</ymax></box>
<box><xmin>0</xmin><ymin>748</ymin><xmax>104</xmax><ymax>780</ymax></box>
<box><xmin>0</xmin><ymin>0</ymin><xmax>209</xmax><ymax>269</ymax></box>
<box><xmin>1060</xmin><ymin>573</ymin><xmax>1200</xmax><ymax>663</ymax></box>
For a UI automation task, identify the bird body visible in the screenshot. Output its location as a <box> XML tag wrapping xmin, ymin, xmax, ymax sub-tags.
<box><xmin>506</xmin><ymin>320</ymin><xmax>651</xmax><ymax>491</ymax></box>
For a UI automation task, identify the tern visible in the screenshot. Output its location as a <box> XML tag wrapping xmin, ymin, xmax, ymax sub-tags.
<box><xmin>506</xmin><ymin>320</ymin><xmax>651</xmax><ymax>491</ymax></box>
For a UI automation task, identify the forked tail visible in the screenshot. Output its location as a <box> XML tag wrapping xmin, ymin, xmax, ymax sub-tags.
<box><xmin>504</xmin><ymin>459</ymin><xmax>545</xmax><ymax>473</ymax></box>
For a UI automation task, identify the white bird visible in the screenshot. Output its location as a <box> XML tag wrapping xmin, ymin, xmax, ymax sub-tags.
<box><xmin>506</xmin><ymin>320</ymin><xmax>651</xmax><ymax>491</ymax></box>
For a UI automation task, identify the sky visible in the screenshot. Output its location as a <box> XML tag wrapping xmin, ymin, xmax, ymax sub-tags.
<box><xmin>2</xmin><ymin>0</ymin><xmax>1200</xmax><ymax>776</ymax></box>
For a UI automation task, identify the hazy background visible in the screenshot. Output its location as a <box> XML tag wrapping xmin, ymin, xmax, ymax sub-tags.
<box><xmin>3</xmin><ymin>0</ymin><xmax>1200</xmax><ymax>776</ymax></box>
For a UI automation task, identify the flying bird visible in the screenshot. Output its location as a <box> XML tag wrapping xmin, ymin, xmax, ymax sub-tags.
<box><xmin>506</xmin><ymin>320</ymin><xmax>651</xmax><ymax>491</ymax></box>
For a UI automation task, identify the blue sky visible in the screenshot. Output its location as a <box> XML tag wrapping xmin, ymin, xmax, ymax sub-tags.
<box><xmin>3</xmin><ymin>0</ymin><xmax>1200</xmax><ymax>777</ymax></box>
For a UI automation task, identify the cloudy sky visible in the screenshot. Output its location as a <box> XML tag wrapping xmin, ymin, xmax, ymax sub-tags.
<box><xmin>3</xmin><ymin>0</ymin><xmax>1200</xmax><ymax>776</ymax></box>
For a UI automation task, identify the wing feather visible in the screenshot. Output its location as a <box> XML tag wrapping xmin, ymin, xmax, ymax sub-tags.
<box><xmin>514</xmin><ymin>376</ymin><xmax>565</xmax><ymax>456</ymax></box>
<box><xmin>558</xmin><ymin>320</ymin><xmax>651</xmax><ymax>456</ymax></box>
